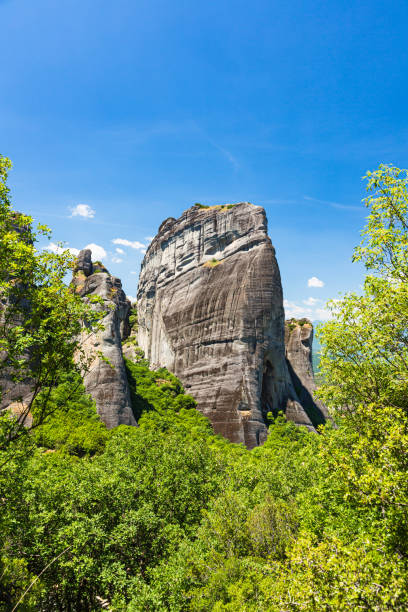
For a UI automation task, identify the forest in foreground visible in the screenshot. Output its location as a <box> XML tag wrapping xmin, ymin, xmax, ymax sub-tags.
<box><xmin>1</xmin><ymin>156</ymin><xmax>408</xmax><ymax>611</ymax></box>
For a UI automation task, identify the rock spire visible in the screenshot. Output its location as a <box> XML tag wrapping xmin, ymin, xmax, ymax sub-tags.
<box><xmin>137</xmin><ymin>203</ymin><xmax>316</xmax><ymax>448</ymax></box>
<box><xmin>72</xmin><ymin>249</ymin><xmax>136</xmax><ymax>428</ymax></box>
<box><xmin>285</xmin><ymin>318</ymin><xmax>329</xmax><ymax>426</ymax></box>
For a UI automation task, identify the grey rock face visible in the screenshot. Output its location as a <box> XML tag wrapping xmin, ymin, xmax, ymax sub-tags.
<box><xmin>137</xmin><ymin>203</ymin><xmax>314</xmax><ymax>448</ymax></box>
<box><xmin>74</xmin><ymin>248</ymin><xmax>93</xmax><ymax>277</ymax></box>
<box><xmin>72</xmin><ymin>250</ymin><xmax>136</xmax><ymax>428</ymax></box>
<box><xmin>285</xmin><ymin>319</ymin><xmax>329</xmax><ymax>426</ymax></box>
<box><xmin>121</xmin><ymin>303</ymin><xmax>141</xmax><ymax>362</ymax></box>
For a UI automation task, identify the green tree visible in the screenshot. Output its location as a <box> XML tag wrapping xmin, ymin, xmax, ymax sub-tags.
<box><xmin>312</xmin><ymin>164</ymin><xmax>408</xmax><ymax>593</ymax></box>
<box><xmin>0</xmin><ymin>155</ymin><xmax>102</xmax><ymax>449</ymax></box>
<box><xmin>318</xmin><ymin>164</ymin><xmax>408</xmax><ymax>412</ymax></box>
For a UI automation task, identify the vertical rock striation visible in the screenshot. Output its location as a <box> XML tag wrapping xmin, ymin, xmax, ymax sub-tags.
<box><xmin>137</xmin><ymin>203</ymin><xmax>315</xmax><ymax>448</ymax></box>
<box><xmin>285</xmin><ymin>318</ymin><xmax>329</xmax><ymax>426</ymax></box>
<box><xmin>72</xmin><ymin>250</ymin><xmax>136</xmax><ymax>428</ymax></box>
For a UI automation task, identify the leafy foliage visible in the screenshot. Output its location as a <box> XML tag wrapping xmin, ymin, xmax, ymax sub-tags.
<box><xmin>2</xmin><ymin>164</ymin><xmax>408</xmax><ymax>610</ymax></box>
<box><xmin>30</xmin><ymin>374</ymin><xmax>109</xmax><ymax>456</ymax></box>
<box><xmin>0</xmin><ymin>155</ymin><xmax>102</xmax><ymax>448</ymax></box>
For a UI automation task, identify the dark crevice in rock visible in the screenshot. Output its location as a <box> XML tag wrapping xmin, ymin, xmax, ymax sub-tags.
<box><xmin>286</xmin><ymin>359</ymin><xmax>326</xmax><ymax>428</ymax></box>
<box><xmin>284</xmin><ymin>319</ymin><xmax>329</xmax><ymax>429</ymax></box>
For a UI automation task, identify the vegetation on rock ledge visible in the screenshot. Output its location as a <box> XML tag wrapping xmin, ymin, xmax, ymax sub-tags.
<box><xmin>286</xmin><ymin>317</ymin><xmax>312</xmax><ymax>332</ymax></box>
<box><xmin>194</xmin><ymin>202</ymin><xmax>237</xmax><ymax>211</ymax></box>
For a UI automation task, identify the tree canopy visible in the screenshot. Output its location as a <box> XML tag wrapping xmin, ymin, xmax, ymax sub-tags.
<box><xmin>1</xmin><ymin>162</ymin><xmax>408</xmax><ymax>610</ymax></box>
<box><xmin>0</xmin><ymin>155</ymin><xmax>102</xmax><ymax>449</ymax></box>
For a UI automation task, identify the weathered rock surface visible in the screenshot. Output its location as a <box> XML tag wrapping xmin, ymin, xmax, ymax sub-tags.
<box><xmin>72</xmin><ymin>250</ymin><xmax>136</xmax><ymax>428</ymax></box>
<box><xmin>285</xmin><ymin>319</ymin><xmax>329</xmax><ymax>426</ymax></box>
<box><xmin>121</xmin><ymin>303</ymin><xmax>141</xmax><ymax>362</ymax></box>
<box><xmin>137</xmin><ymin>203</ymin><xmax>315</xmax><ymax>448</ymax></box>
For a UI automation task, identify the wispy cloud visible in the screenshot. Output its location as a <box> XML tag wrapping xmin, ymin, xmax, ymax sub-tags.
<box><xmin>259</xmin><ymin>198</ymin><xmax>298</xmax><ymax>205</ymax></box>
<box><xmin>98</xmin><ymin>119</ymin><xmax>197</xmax><ymax>145</ymax></box>
<box><xmin>98</xmin><ymin>119</ymin><xmax>240</xmax><ymax>172</ymax></box>
<box><xmin>284</xmin><ymin>299</ymin><xmax>331</xmax><ymax>321</ymax></box>
<box><xmin>304</xmin><ymin>195</ymin><xmax>362</xmax><ymax>211</ymax></box>
<box><xmin>303</xmin><ymin>297</ymin><xmax>321</xmax><ymax>306</ymax></box>
<box><xmin>204</xmin><ymin>134</ymin><xmax>240</xmax><ymax>171</ymax></box>
<box><xmin>284</xmin><ymin>299</ymin><xmax>313</xmax><ymax>319</ymax></box>
<box><xmin>315</xmin><ymin>307</ymin><xmax>331</xmax><ymax>321</ymax></box>
<box><xmin>112</xmin><ymin>238</ymin><xmax>146</xmax><ymax>251</ymax></box>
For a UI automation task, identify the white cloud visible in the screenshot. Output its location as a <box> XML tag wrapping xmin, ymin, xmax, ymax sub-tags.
<box><xmin>315</xmin><ymin>308</ymin><xmax>331</xmax><ymax>321</ymax></box>
<box><xmin>145</xmin><ymin>236</ymin><xmax>155</xmax><ymax>242</ymax></box>
<box><xmin>84</xmin><ymin>243</ymin><xmax>107</xmax><ymax>260</ymax></box>
<box><xmin>112</xmin><ymin>238</ymin><xmax>146</xmax><ymax>250</ymax></box>
<box><xmin>303</xmin><ymin>297</ymin><xmax>320</xmax><ymax>306</ymax></box>
<box><xmin>45</xmin><ymin>242</ymin><xmax>80</xmax><ymax>256</ymax></box>
<box><xmin>111</xmin><ymin>256</ymin><xmax>123</xmax><ymax>264</ymax></box>
<box><xmin>141</xmin><ymin>249</ymin><xmax>147</xmax><ymax>254</ymax></box>
<box><xmin>308</xmin><ymin>276</ymin><xmax>325</xmax><ymax>288</ymax></box>
<box><xmin>284</xmin><ymin>299</ymin><xmax>313</xmax><ymax>319</ymax></box>
<box><xmin>284</xmin><ymin>299</ymin><xmax>333</xmax><ymax>322</ymax></box>
<box><xmin>70</xmin><ymin>204</ymin><xmax>95</xmax><ymax>219</ymax></box>
<box><xmin>115</xmin><ymin>247</ymin><xmax>125</xmax><ymax>255</ymax></box>
<box><xmin>130</xmin><ymin>271</ymin><xmax>138</xmax><ymax>275</ymax></box>
<box><xmin>127</xmin><ymin>295</ymin><xmax>137</xmax><ymax>303</ymax></box>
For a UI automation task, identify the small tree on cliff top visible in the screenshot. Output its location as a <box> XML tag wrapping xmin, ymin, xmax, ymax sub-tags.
<box><xmin>0</xmin><ymin>155</ymin><xmax>102</xmax><ymax>449</ymax></box>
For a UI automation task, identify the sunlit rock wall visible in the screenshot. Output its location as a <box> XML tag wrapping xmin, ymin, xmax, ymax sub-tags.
<box><xmin>137</xmin><ymin>203</ymin><xmax>314</xmax><ymax>448</ymax></box>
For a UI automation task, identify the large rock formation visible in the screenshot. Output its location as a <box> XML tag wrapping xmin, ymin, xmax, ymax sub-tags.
<box><xmin>72</xmin><ymin>250</ymin><xmax>136</xmax><ymax>428</ymax></box>
<box><xmin>285</xmin><ymin>319</ymin><xmax>329</xmax><ymax>426</ymax></box>
<box><xmin>137</xmin><ymin>203</ymin><xmax>315</xmax><ymax>448</ymax></box>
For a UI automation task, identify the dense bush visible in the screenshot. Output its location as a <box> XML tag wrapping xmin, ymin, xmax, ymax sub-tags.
<box><xmin>2</xmin><ymin>372</ymin><xmax>407</xmax><ymax>610</ymax></box>
<box><xmin>2</xmin><ymin>164</ymin><xmax>408</xmax><ymax>609</ymax></box>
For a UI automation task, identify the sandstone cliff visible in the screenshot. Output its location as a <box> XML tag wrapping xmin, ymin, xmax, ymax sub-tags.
<box><xmin>72</xmin><ymin>249</ymin><xmax>136</xmax><ymax>428</ymax></box>
<box><xmin>137</xmin><ymin>203</ymin><xmax>315</xmax><ymax>448</ymax></box>
<box><xmin>285</xmin><ymin>318</ymin><xmax>329</xmax><ymax>426</ymax></box>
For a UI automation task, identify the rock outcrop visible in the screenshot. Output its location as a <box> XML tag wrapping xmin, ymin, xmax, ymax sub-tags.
<box><xmin>285</xmin><ymin>319</ymin><xmax>329</xmax><ymax>426</ymax></box>
<box><xmin>72</xmin><ymin>250</ymin><xmax>136</xmax><ymax>428</ymax></box>
<box><xmin>137</xmin><ymin>203</ymin><xmax>315</xmax><ymax>448</ymax></box>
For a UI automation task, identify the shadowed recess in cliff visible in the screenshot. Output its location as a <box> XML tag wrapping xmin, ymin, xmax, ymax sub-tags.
<box><xmin>284</xmin><ymin>318</ymin><xmax>329</xmax><ymax>428</ymax></box>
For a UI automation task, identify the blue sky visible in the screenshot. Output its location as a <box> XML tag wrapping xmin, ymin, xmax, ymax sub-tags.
<box><xmin>2</xmin><ymin>0</ymin><xmax>408</xmax><ymax>318</ymax></box>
